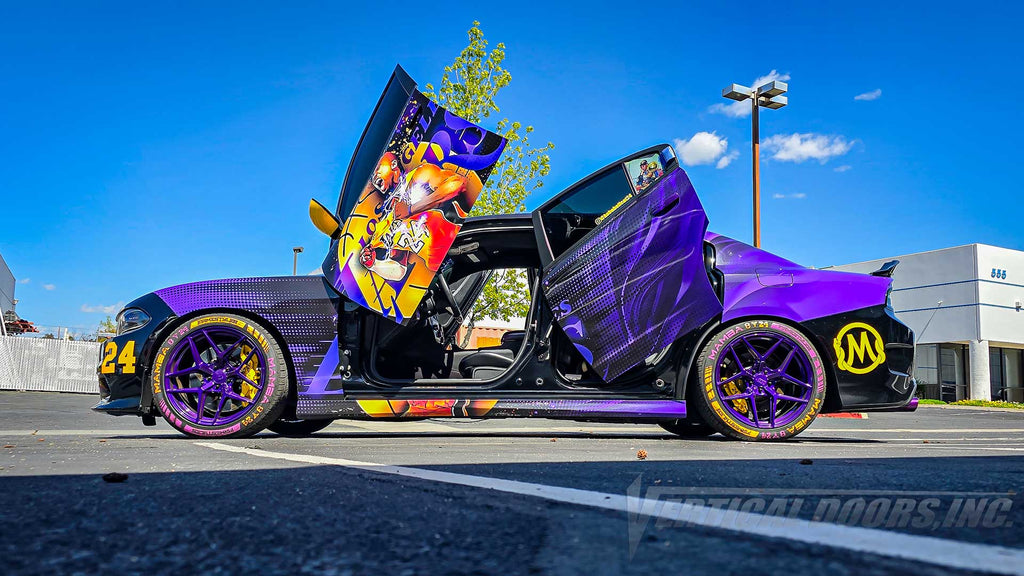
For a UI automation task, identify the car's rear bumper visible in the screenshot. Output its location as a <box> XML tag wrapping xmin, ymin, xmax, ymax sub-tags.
<box><xmin>860</xmin><ymin>393</ymin><xmax>919</xmax><ymax>412</ymax></box>
<box><xmin>804</xmin><ymin>305</ymin><xmax>917</xmax><ymax>412</ymax></box>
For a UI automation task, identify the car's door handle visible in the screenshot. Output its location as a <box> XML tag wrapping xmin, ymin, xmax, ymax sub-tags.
<box><xmin>649</xmin><ymin>193</ymin><xmax>679</xmax><ymax>217</ymax></box>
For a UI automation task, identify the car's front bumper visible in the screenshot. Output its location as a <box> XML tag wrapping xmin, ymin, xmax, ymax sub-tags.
<box><xmin>93</xmin><ymin>293</ymin><xmax>176</xmax><ymax>416</ymax></box>
<box><xmin>92</xmin><ymin>394</ymin><xmax>144</xmax><ymax>415</ymax></box>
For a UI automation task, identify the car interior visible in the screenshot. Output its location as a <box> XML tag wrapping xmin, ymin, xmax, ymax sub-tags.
<box><xmin>367</xmin><ymin>220</ymin><xmax>543</xmax><ymax>384</ymax></box>
<box><xmin>366</xmin><ymin>145</ymin><xmax>688</xmax><ymax>390</ymax></box>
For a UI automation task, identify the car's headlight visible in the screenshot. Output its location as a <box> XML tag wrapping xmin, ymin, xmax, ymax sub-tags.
<box><xmin>116</xmin><ymin>308</ymin><xmax>151</xmax><ymax>335</ymax></box>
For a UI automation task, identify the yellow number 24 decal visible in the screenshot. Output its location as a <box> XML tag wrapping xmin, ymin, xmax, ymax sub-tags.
<box><xmin>100</xmin><ymin>340</ymin><xmax>137</xmax><ymax>374</ymax></box>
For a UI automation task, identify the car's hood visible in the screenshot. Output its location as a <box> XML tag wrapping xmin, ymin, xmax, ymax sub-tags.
<box><xmin>148</xmin><ymin>275</ymin><xmax>335</xmax><ymax>317</ymax></box>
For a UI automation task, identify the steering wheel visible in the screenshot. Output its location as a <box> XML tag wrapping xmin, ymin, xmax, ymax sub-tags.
<box><xmin>435</xmin><ymin>274</ymin><xmax>464</xmax><ymax>325</ymax></box>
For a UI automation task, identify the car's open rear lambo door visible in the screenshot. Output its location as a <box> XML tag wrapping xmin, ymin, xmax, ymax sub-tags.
<box><xmin>533</xmin><ymin>146</ymin><xmax>723</xmax><ymax>381</ymax></box>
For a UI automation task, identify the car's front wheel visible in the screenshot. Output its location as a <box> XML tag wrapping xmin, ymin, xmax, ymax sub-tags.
<box><xmin>693</xmin><ymin>319</ymin><xmax>827</xmax><ymax>441</ymax></box>
<box><xmin>151</xmin><ymin>313</ymin><xmax>289</xmax><ymax>438</ymax></box>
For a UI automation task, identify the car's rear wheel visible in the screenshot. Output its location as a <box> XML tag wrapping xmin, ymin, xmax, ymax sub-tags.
<box><xmin>659</xmin><ymin>419</ymin><xmax>718</xmax><ymax>438</ymax></box>
<box><xmin>151</xmin><ymin>313</ymin><xmax>289</xmax><ymax>438</ymax></box>
<box><xmin>694</xmin><ymin>319</ymin><xmax>826</xmax><ymax>441</ymax></box>
<box><xmin>268</xmin><ymin>418</ymin><xmax>333</xmax><ymax>437</ymax></box>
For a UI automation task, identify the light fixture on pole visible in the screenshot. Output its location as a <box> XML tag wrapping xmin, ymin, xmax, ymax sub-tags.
<box><xmin>722</xmin><ymin>80</ymin><xmax>788</xmax><ymax>248</ymax></box>
<box><xmin>292</xmin><ymin>247</ymin><xmax>304</xmax><ymax>276</ymax></box>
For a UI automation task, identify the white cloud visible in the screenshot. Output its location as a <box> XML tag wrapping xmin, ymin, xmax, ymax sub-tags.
<box><xmin>716</xmin><ymin>150</ymin><xmax>739</xmax><ymax>169</ymax></box>
<box><xmin>81</xmin><ymin>301</ymin><xmax>125</xmax><ymax>314</ymax></box>
<box><xmin>709</xmin><ymin>70</ymin><xmax>791</xmax><ymax>118</ymax></box>
<box><xmin>43</xmin><ymin>284</ymin><xmax>56</xmax><ymax>291</ymax></box>
<box><xmin>854</xmin><ymin>88</ymin><xmax>882</xmax><ymax>101</ymax></box>
<box><xmin>18</xmin><ymin>278</ymin><xmax>30</xmax><ymax>284</ymax></box>
<box><xmin>772</xmin><ymin>193</ymin><xmax>807</xmax><ymax>200</ymax></box>
<box><xmin>674</xmin><ymin>132</ymin><xmax>735</xmax><ymax>169</ymax></box>
<box><xmin>834</xmin><ymin>165</ymin><xmax>852</xmax><ymax>173</ymax></box>
<box><xmin>761</xmin><ymin>133</ymin><xmax>853</xmax><ymax>164</ymax></box>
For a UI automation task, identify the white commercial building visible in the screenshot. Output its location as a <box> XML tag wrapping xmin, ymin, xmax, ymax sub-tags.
<box><xmin>0</xmin><ymin>252</ymin><xmax>15</xmax><ymax>317</ymax></box>
<box><xmin>830</xmin><ymin>244</ymin><xmax>1023</xmax><ymax>402</ymax></box>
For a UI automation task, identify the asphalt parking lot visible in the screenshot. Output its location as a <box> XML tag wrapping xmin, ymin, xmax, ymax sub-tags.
<box><xmin>2</xmin><ymin>391</ymin><xmax>1022</xmax><ymax>575</ymax></box>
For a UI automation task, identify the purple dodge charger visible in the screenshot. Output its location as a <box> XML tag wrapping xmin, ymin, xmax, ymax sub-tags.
<box><xmin>95</xmin><ymin>65</ymin><xmax>915</xmax><ymax>440</ymax></box>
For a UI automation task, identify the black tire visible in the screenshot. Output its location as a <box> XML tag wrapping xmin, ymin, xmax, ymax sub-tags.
<box><xmin>659</xmin><ymin>419</ymin><xmax>718</xmax><ymax>438</ymax></box>
<box><xmin>151</xmin><ymin>313</ymin><xmax>290</xmax><ymax>438</ymax></box>
<box><xmin>268</xmin><ymin>418</ymin><xmax>334</xmax><ymax>437</ymax></box>
<box><xmin>693</xmin><ymin>319</ymin><xmax>827</xmax><ymax>441</ymax></box>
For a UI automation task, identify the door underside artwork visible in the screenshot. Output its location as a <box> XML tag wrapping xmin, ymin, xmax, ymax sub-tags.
<box><xmin>323</xmin><ymin>67</ymin><xmax>507</xmax><ymax>324</ymax></box>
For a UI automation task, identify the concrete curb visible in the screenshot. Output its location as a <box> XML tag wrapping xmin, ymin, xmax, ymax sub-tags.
<box><xmin>917</xmin><ymin>403</ymin><xmax>1024</xmax><ymax>413</ymax></box>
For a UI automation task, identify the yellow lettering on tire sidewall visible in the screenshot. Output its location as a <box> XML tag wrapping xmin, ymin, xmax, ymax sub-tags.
<box><xmin>703</xmin><ymin>321</ymin><xmax>826</xmax><ymax>440</ymax></box>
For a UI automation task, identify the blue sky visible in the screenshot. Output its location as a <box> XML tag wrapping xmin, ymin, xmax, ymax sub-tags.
<box><xmin>2</xmin><ymin>1</ymin><xmax>1022</xmax><ymax>333</ymax></box>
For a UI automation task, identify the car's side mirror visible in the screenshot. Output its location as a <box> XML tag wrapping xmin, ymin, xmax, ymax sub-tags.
<box><xmin>309</xmin><ymin>199</ymin><xmax>341</xmax><ymax>237</ymax></box>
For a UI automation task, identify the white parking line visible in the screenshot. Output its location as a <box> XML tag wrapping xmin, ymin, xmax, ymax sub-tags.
<box><xmin>895</xmin><ymin>445</ymin><xmax>1024</xmax><ymax>452</ymax></box>
<box><xmin>197</xmin><ymin>442</ymin><xmax>1024</xmax><ymax>576</ymax></box>
<box><xmin>333</xmin><ymin>421</ymin><xmax>466</xmax><ymax>433</ymax></box>
<box><xmin>3</xmin><ymin>425</ymin><xmax>1022</xmax><ymax>439</ymax></box>
<box><xmin>807</xmin><ymin>428</ymin><xmax>1024</xmax><ymax>433</ymax></box>
<box><xmin>0</xmin><ymin>429</ymin><xmax>177</xmax><ymax>437</ymax></box>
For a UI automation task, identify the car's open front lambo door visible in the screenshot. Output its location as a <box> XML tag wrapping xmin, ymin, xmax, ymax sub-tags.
<box><xmin>533</xmin><ymin>145</ymin><xmax>723</xmax><ymax>381</ymax></box>
<box><xmin>319</xmin><ymin>65</ymin><xmax>508</xmax><ymax>324</ymax></box>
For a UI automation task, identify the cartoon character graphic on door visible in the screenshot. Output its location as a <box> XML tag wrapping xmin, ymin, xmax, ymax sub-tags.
<box><xmin>327</xmin><ymin>92</ymin><xmax>506</xmax><ymax>324</ymax></box>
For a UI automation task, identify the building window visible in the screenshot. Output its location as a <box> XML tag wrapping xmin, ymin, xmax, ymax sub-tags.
<box><xmin>914</xmin><ymin>344</ymin><xmax>940</xmax><ymax>399</ymax></box>
<box><xmin>991</xmin><ymin>347</ymin><xmax>1024</xmax><ymax>402</ymax></box>
<box><xmin>938</xmin><ymin>344</ymin><xmax>967</xmax><ymax>402</ymax></box>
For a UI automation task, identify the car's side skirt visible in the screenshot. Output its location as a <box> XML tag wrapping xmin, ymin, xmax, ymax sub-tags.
<box><xmin>296</xmin><ymin>397</ymin><xmax>686</xmax><ymax>421</ymax></box>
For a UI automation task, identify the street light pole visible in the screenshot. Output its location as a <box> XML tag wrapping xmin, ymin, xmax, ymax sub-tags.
<box><xmin>722</xmin><ymin>81</ymin><xmax>787</xmax><ymax>249</ymax></box>
<box><xmin>751</xmin><ymin>97</ymin><xmax>760</xmax><ymax>248</ymax></box>
<box><xmin>292</xmin><ymin>247</ymin><xmax>304</xmax><ymax>276</ymax></box>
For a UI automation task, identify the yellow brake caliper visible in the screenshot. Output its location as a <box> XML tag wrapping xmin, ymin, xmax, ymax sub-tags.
<box><xmin>722</xmin><ymin>380</ymin><xmax>749</xmax><ymax>414</ymax></box>
<box><xmin>238</xmin><ymin>345</ymin><xmax>260</xmax><ymax>404</ymax></box>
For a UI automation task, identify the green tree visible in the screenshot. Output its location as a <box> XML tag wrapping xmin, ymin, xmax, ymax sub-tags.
<box><xmin>97</xmin><ymin>315</ymin><xmax>116</xmax><ymax>339</ymax></box>
<box><xmin>423</xmin><ymin>21</ymin><xmax>554</xmax><ymax>345</ymax></box>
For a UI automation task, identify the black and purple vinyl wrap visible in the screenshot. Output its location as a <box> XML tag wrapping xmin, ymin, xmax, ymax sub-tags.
<box><xmin>704</xmin><ymin>233</ymin><xmax>915</xmax><ymax>409</ymax></box>
<box><xmin>542</xmin><ymin>168</ymin><xmax>723</xmax><ymax>381</ymax></box>
<box><xmin>154</xmin><ymin>277</ymin><xmax>342</xmax><ymax>396</ymax></box>
<box><xmin>706</xmin><ymin>233</ymin><xmax>891</xmax><ymax>323</ymax></box>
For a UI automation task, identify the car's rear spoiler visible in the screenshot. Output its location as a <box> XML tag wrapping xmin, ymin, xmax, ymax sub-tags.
<box><xmin>870</xmin><ymin>259</ymin><xmax>900</xmax><ymax>278</ymax></box>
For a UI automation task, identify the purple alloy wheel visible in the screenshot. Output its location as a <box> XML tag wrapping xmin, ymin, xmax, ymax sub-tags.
<box><xmin>713</xmin><ymin>331</ymin><xmax>814</xmax><ymax>429</ymax></box>
<box><xmin>163</xmin><ymin>326</ymin><xmax>268</xmax><ymax>427</ymax></box>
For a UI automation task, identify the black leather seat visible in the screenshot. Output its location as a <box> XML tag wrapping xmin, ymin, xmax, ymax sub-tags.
<box><xmin>499</xmin><ymin>330</ymin><xmax>525</xmax><ymax>350</ymax></box>
<box><xmin>458</xmin><ymin>349</ymin><xmax>514</xmax><ymax>379</ymax></box>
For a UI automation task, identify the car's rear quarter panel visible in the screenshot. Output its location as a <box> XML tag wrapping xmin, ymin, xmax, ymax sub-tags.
<box><xmin>706</xmin><ymin>233</ymin><xmax>915</xmax><ymax>411</ymax></box>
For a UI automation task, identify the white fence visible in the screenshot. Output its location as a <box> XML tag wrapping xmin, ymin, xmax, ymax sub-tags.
<box><xmin>0</xmin><ymin>335</ymin><xmax>100</xmax><ymax>394</ymax></box>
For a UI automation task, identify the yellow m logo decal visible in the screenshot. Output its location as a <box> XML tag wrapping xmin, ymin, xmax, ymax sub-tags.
<box><xmin>833</xmin><ymin>322</ymin><xmax>886</xmax><ymax>374</ymax></box>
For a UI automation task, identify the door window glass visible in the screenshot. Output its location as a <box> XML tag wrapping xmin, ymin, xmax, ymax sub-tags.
<box><xmin>539</xmin><ymin>168</ymin><xmax>632</xmax><ymax>258</ymax></box>
<box><xmin>537</xmin><ymin>146</ymin><xmax>678</xmax><ymax>259</ymax></box>
<box><xmin>625</xmin><ymin>152</ymin><xmax>666</xmax><ymax>193</ymax></box>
